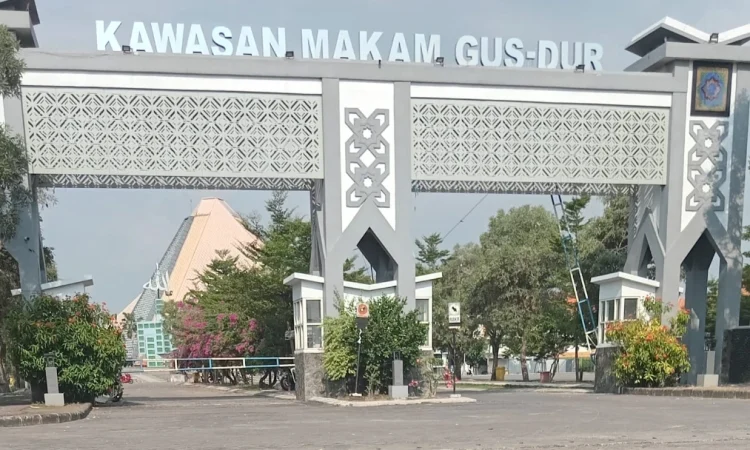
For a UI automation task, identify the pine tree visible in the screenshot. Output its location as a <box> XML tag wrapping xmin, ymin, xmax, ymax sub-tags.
<box><xmin>415</xmin><ymin>233</ymin><xmax>450</xmax><ymax>275</ymax></box>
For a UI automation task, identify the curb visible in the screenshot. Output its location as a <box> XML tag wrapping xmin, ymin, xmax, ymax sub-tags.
<box><xmin>309</xmin><ymin>396</ymin><xmax>477</xmax><ymax>407</ymax></box>
<box><xmin>622</xmin><ymin>387</ymin><xmax>750</xmax><ymax>399</ymax></box>
<box><xmin>0</xmin><ymin>403</ymin><xmax>92</xmax><ymax>427</ymax></box>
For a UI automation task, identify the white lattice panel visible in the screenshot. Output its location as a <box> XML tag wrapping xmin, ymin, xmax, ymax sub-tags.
<box><xmin>39</xmin><ymin>174</ymin><xmax>314</xmax><ymax>190</ymax></box>
<box><xmin>412</xmin><ymin>100</ymin><xmax>669</xmax><ymax>192</ymax></box>
<box><xmin>22</xmin><ymin>88</ymin><xmax>323</xmax><ymax>188</ymax></box>
<box><xmin>412</xmin><ymin>180</ymin><xmax>633</xmax><ymax>196</ymax></box>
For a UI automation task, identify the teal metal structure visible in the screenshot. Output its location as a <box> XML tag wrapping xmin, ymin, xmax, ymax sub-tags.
<box><xmin>550</xmin><ymin>195</ymin><xmax>598</xmax><ymax>357</ymax></box>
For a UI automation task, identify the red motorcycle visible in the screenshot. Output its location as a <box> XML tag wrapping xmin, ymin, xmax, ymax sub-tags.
<box><xmin>120</xmin><ymin>373</ymin><xmax>133</xmax><ymax>384</ymax></box>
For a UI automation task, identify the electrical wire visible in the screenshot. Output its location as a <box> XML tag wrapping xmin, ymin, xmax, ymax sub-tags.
<box><xmin>442</xmin><ymin>194</ymin><xmax>489</xmax><ymax>240</ymax></box>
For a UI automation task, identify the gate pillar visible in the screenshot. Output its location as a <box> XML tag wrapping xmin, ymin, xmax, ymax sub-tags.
<box><xmin>625</xmin><ymin>25</ymin><xmax>750</xmax><ymax>380</ymax></box>
<box><xmin>316</xmin><ymin>79</ymin><xmax>415</xmax><ymax>317</ymax></box>
<box><xmin>298</xmin><ymin>79</ymin><xmax>415</xmax><ymax>399</ymax></box>
<box><xmin>3</xmin><ymin>96</ymin><xmax>46</xmax><ymax>300</ymax></box>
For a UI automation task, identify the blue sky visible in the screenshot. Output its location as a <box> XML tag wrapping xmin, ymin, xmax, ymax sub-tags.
<box><xmin>31</xmin><ymin>0</ymin><xmax>750</xmax><ymax>312</ymax></box>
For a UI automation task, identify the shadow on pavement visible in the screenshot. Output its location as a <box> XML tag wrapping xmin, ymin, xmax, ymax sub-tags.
<box><xmin>95</xmin><ymin>400</ymin><xmax>145</xmax><ymax>408</ymax></box>
<box><xmin>122</xmin><ymin>395</ymin><xmax>258</xmax><ymax>403</ymax></box>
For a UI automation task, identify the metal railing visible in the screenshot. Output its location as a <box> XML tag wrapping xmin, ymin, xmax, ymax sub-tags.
<box><xmin>123</xmin><ymin>357</ymin><xmax>294</xmax><ymax>373</ymax></box>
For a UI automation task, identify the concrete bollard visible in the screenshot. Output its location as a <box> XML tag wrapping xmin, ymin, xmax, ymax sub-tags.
<box><xmin>388</xmin><ymin>359</ymin><xmax>408</xmax><ymax>399</ymax></box>
<box><xmin>43</xmin><ymin>353</ymin><xmax>65</xmax><ymax>406</ymax></box>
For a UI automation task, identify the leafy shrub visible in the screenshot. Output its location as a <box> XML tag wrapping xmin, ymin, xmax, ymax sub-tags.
<box><xmin>4</xmin><ymin>294</ymin><xmax>126</xmax><ymax>402</ymax></box>
<box><xmin>607</xmin><ymin>297</ymin><xmax>690</xmax><ymax>388</ymax></box>
<box><xmin>323</xmin><ymin>295</ymin><xmax>427</xmax><ymax>396</ymax></box>
<box><xmin>322</xmin><ymin>302</ymin><xmax>358</xmax><ymax>382</ymax></box>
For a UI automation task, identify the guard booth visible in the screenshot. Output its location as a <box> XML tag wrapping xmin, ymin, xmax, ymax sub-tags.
<box><xmin>590</xmin><ymin>272</ymin><xmax>660</xmax><ymax>344</ymax></box>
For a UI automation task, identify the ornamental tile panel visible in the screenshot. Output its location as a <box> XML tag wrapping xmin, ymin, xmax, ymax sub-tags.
<box><xmin>684</xmin><ymin>120</ymin><xmax>729</xmax><ymax>212</ymax></box>
<box><xmin>343</xmin><ymin>108</ymin><xmax>391</xmax><ymax>208</ymax></box>
<box><xmin>411</xmin><ymin>100</ymin><xmax>669</xmax><ymax>187</ymax></box>
<box><xmin>22</xmin><ymin>88</ymin><xmax>323</xmax><ymax>186</ymax></box>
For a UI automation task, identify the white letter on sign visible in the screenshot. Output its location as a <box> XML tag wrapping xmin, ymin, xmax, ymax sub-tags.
<box><xmin>185</xmin><ymin>24</ymin><xmax>209</xmax><ymax>54</ymax></box>
<box><xmin>236</xmin><ymin>26</ymin><xmax>259</xmax><ymax>56</ymax></box>
<box><xmin>129</xmin><ymin>22</ymin><xmax>153</xmax><ymax>53</ymax></box>
<box><xmin>333</xmin><ymin>30</ymin><xmax>355</xmax><ymax>60</ymax></box>
<box><xmin>152</xmin><ymin>23</ymin><xmax>184</xmax><ymax>54</ymax></box>
<box><xmin>388</xmin><ymin>32</ymin><xmax>411</xmax><ymax>62</ymax></box>
<box><xmin>96</xmin><ymin>20</ymin><xmax>121</xmax><ymax>51</ymax></box>
<box><xmin>302</xmin><ymin>29</ymin><xmax>329</xmax><ymax>59</ymax></box>
<box><xmin>211</xmin><ymin>26</ymin><xmax>233</xmax><ymax>56</ymax></box>
<box><xmin>360</xmin><ymin>31</ymin><xmax>383</xmax><ymax>61</ymax></box>
<box><xmin>537</xmin><ymin>40</ymin><xmax>559</xmax><ymax>69</ymax></box>
<box><xmin>262</xmin><ymin>27</ymin><xmax>286</xmax><ymax>57</ymax></box>
<box><xmin>455</xmin><ymin>35</ymin><xmax>478</xmax><ymax>66</ymax></box>
<box><xmin>415</xmin><ymin>34</ymin><xmax>440</xmax><ymax>63</ymax></box>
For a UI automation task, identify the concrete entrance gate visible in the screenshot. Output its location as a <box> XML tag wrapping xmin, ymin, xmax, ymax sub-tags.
<box><xmin>3</xmin><ymin>13</ymin><xmax>750</xmax><ymax>395</ymax></box>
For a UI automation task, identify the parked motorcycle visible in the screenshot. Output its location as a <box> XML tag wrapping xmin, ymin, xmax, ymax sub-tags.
<box><xmin>120</xmin><ymin>373</ymin><xmax>133</xmax><ymax>384</ymax></box>
<box><xmin>280</xmin><ymin>367</ymin><xmax>296</xmax><ymax>392</ymax></box>
<box><xmin>95</xmin><ymin>375</ymin><xmax>124</xmax><ymax>404</ymax></box>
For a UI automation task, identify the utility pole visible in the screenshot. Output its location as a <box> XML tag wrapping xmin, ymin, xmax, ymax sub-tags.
<box><xmin>448</xmin><ymin>302</ymin><xmax>461</xmax><ymax>398</ymax></box>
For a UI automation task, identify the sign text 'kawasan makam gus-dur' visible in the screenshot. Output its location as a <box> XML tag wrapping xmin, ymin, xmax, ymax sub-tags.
<box><xmin>95</xmin><ymin>21</ymin><xmax>605</xmax><ymax>70</ymax></box>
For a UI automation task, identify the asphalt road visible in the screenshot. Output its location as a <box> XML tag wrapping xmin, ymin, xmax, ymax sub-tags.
<box><xmin>4</xmin><ymin>383</ymin><xmax>750</xmax><ymax>449</ymax></box>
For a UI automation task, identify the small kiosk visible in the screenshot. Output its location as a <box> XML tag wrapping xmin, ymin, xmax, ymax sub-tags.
<box><xmin>11</xmin><ymin>275</ymin><xmax>94</xmax><ymax>299</ymax></box>
<box><xmin>590</xmin><ymin>272</ymin><xmax>660</xmax><ymax>344</ymax></box>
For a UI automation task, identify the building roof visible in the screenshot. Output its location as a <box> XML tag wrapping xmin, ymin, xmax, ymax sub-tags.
<box><xmin>166</xmin><ymin>198</ymin><xmax>261</xmax><ymax>303</ymax></box>
<box><xmin>122</xmin><ymin>198</ymin><xmax>261</xmax><ymax>322</ymax></box>
<box><xmin>116</xmin><ymin>294</ymin><xmax>140</xmax><ymax>326</ymax></box>
<box><xmin>627</xmin><ymin>17</ymin><xmax>750</xmax><ymax>57</ymax></box>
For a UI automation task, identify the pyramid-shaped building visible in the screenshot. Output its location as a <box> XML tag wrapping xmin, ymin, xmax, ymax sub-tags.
<box><xmin>122</xmin><ymin>198</ymin><xmax>261</xmax><ymax>363</ymax></box>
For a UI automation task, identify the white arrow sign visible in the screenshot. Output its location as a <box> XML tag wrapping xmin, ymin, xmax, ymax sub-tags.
<box><xmin>448</xmin><ymin>302</ymin><xmax>461</xmax><ymax>324</ymax></box>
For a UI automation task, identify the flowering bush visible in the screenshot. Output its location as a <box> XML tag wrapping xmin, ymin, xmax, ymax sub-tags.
<box><xmin>4</xmin><ymin>294</ymin><xmax>126</xmax><ymax>403</ymax></box>
<box><xmin>406</xmin><ymin>357</ymin><xmax>441</xmax><ymax>398</ymax></box>
<box><xmin>606</xmin><ymin>296</ymin><xmax>690</xmax><ymax>388</ymax></box>
<box><xmin>167</xmin><ymin>300</ymin><xmax>259</xmax><ymax>359</ymax></box>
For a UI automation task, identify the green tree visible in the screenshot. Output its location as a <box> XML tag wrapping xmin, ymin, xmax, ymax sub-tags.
<box><xmin>527</xmin><ymin>297</ymin><xmax>579</xmax><ymax>381</ymax></box>
<box><xmin>120</xmin><ymin>312</ymin><xmax>137</xmax><ymax>340</ymax></box>
<box><xmin>343</xmin><ymin>256</ymin><xmax>373</xmax><ymax>284</ymax></box>
<box><xmin>167</xmin><ymin>192</ymin><xmax>312</xmax><ymax>358</ymax></box>
<box><xmin>0</xmin><ymin>25</ymin><xmax>29</xmax><ymax>242</ymax></box>
<box><xmin>441</xmin><ymin>243</ymin><xmax>505</xmax><ymax>380</ymax></box>
<box><xmin>0</xmin><ymin>25</ymin><xmax>59</xmax><ymax>391</ymax></box>
<box><xmin>432</xmin><ymin>244</ymin><xmax>487</xmax><ymax>380</ymax></box>
<box><xmin>4</xmin><ymin>294</ymin><xmax>126</xmax><ymax>402</ymax></box>
<box><xmin>0</xmin><ymin>245</ymin><xmax>58</xmax><ymax>391</ymax></box>
<box><xmin>42</xmin><ymin>246</ymin><xmax>58</xmax><ymax>282</ymax></box>
<box><xmin>464</xmin><ymin>336</ymin><xmax>489</xmax><ymax>372</ymax></box>
<box><xmin>477</xmin><ymin>206</ymin><xmax>564</xmax><ymax>381</ymax></box>
<box><xmin>563</xmin><ymin>194</ymin><xmax>591</xmax><ymax>235</ymax></box>
<box><xmin>705</xmin><ymin>279</ymin><xmax>750</xmax><ymax>346</ymax></box>
<box><xmin>741</xmin><ymin>225</ymin><xmax>750</xmax><ymax>293</ymax></box>
<box><xmin>415</xmin><ymin>233</ymin><xmax>450</xmax><ymax>276</ymax></box>
<box><xmin>576</xmin><ymin>194</ymin><xmax>630</xmax><ymax>306</ymax></box>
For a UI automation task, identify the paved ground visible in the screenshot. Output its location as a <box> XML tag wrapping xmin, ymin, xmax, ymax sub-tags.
<box><xmin>464</xmin><ymin>371</ymin><xmax>594</xmax><ymax>383</ymax></box>
<box><xmin>4</xmin><ymin>383</ymin><xmax>750</xmax><ymax>449</ymax></box>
